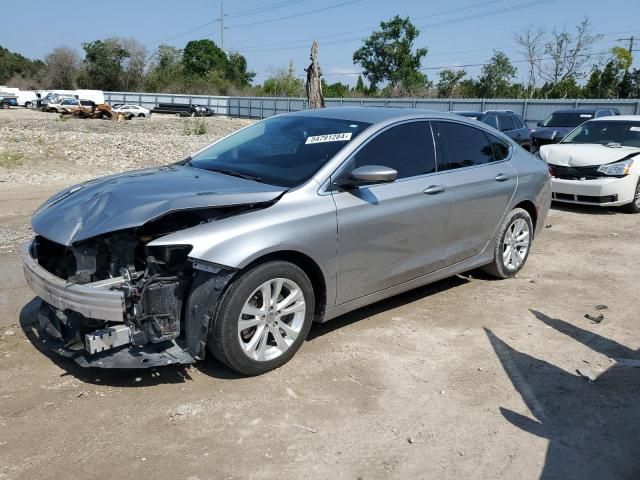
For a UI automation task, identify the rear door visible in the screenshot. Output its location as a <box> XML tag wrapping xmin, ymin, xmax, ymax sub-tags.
<box><xmin>433</xmin><ymin>121</ymin><xmax>517</xmax><ymax>264</ymax></box>
<box><xmin>332</xmin><ymin>121</ymin><xmax>451</xmax><ymax>304</ymax></box>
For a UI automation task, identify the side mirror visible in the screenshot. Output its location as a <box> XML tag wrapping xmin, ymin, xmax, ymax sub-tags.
<box><xmin>536</xmin><ymin>122</ymin><xmax>542</xmax><ymax>127</ymax></box>
<box><xmin>334</xmin><ymin>165</ymin><xmax>398</xmax><ymax>188</ymax></box>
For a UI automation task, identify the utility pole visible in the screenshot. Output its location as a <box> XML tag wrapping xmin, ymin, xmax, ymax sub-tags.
<box><xmin>617</xmin><ymin>36</ymin><xmax>635</xmax><ymax>55</ymax></box>
<box><xmin>220</xmin><ymin>2</ymin><xmax>224</xmax><ymax>51</ymax></box>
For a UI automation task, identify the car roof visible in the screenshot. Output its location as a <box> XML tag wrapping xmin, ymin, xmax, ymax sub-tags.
<box><xmin>286</xmin><ymin>106</ymin><xmax>463</xmax><ymax>124</ymax></box>
<box><xmin>552</xmin><ymin>107</ymin><xmax>614</xmax><ymax>114</ymax></box>
<box><xmin>587</xmin><ymin>115</ymin><xmax>640</xmax><ymax>122</ymax></box>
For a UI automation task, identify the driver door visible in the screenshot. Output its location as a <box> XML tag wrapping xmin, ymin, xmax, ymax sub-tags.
<box><xmin>332</xmin><ymin>121</ymin><xmax>452</xmax><ymax>305</ymax></box>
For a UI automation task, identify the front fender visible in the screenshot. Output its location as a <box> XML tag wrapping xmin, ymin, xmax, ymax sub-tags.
<box><xmin>149</xmin><ymin>188</ymin><xmax>338</xmax><ymax>307</ymax></box>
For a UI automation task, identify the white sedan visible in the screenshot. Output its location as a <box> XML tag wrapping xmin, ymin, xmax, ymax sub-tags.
<box><xmin>539</xmin><ymin>115</ymin><xmax>640</xmax><ymax>213</ymax></box>
<box><xmin>112</xmin><ymin>104</ymin><xmax>151</xmax><ymax>118</ymax></box>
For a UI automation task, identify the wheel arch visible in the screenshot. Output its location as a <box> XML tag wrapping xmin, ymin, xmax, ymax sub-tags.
<box><xmin>241</xmin><ymin>250</ymin><xmax>327</xmax><ymax>323</ymax></box>
<box><xmin>513</xmin><ymin>199</ymin><xmax>538</xmax><ymax>234</ymax></box>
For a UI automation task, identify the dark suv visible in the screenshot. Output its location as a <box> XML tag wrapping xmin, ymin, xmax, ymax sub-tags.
<box><xmin>531</xmin><ymin>107</ymin><xmax>620</xmax><ymax>151</ymax></box>
<box><xmin>452</xmin><ymin>110</ymin><xmax>532</xmax><ymax>151</ymax></box>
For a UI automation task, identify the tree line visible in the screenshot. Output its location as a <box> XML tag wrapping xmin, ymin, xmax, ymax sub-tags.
<box><xmin>1</xmin><ymin>16</ymin><xmax>638</xmax><ymax>99</ymax></box>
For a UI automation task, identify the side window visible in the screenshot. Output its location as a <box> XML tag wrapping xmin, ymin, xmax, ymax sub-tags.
<box><xmin>499</xmin><ymin>115</ymin><xmax>516</xmax><ymax>132</ymax></box>
<box><xmin>487</xmin><ymin>133</ymin><xmax>510</xmax><ymax>161</ymax></box>
<box><xmin>353</xmin><ymin>122</ymin><xmax>436</xmax><ymax>179</ymax></box>
<box><xmin>435</xmin><ymin>121</ymin><xmax>495</xmax><ymax>170</ymax></box>
<box><xmin>483</xmin><ymin>114</ymin><xmax>498</xmax><ymax>129</ymax></box>
<box><xmin>513</xmin><ymin>115</ymin><xmax>526</xmax><ymax>129</ymax></box>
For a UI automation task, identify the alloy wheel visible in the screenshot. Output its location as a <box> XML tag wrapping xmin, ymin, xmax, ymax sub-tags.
<box><xmin>237</xmin><ymin>278</ymin><xmax>306</xmax><ymax>362</ymax></box>
<box><xmin>502</xmin><ymin>218</ymin><xmax>530</xmax><ymax>271</ymax></box>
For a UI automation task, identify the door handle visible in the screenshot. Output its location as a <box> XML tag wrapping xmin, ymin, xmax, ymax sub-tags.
<box><xmin>494</xmin><ymin>173</ymin><xmax>510</xmax><ymax>182</ymax></box>
<box><xmin>423</xmin><ymin>185</ymin><xmax>446</xmax><ymax>195</ymax></box>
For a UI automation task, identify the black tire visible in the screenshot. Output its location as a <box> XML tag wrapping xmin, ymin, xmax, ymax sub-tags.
<box><xmin>482</xmin><ymin>208</ymin><xmax>534</xmax><ymax>279</ymax></box>
<box><xmin>138</xmin><ymin>113</ymin><xmax>145</xmax><ymax>118</ymax></box>
<box><xmin>0</xmin><ymin>102</ymin><xmax>8</xmax><ymax>109</ymax></box>
<box><xmin>623</xmin><ymin>180</ymin><xmax>640</xmax><ymax>213</ymax></box>
<box><xmin>24</xmin><ymin>102</ymin><xmax>31</xmax><ymax>108</ymax></box>
<box><xmin>207</xmin><ymin>261</ymin><xmax>315</xmax><ymax>376</ymax></box>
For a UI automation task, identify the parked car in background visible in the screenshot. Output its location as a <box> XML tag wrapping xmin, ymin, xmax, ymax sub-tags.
<box><xmin>16</xmin><ymin>90</ymin><xmax>38</xmax><ymax>108</ymax></box>
<box><xmin>152</xmin><ymin>102</ymin><xmax>214</xmax><ymax>116</ymax></box>
<box><xmin>72</xmin><ymin>89</ymin><xmax>105</xmax><ymax>105</ymax></box>
<box><xmin>539</xmin><ymin>115</ymin><xmax>640</xmax><ymax>212</ymax></box>
<box><xmin>47</xmin><ymin>96</ymin><xmax>81</xmax><ymax>113</ymax></box>
<box><xmin>451</xmin><ymin>110</ymin><xmax>532</xmax><ymax>151</ymax></box>
<box><xmin>112</xmin><ymin>104</ymin><xmax>151</xmax><ymax>117</ymax></box>
<box><xmin>531</xmin><ymin>107</ymin><xmax>620</xmax><ymax>151</ymax></box>
<box><xmin>0</xmin><ymin>94</ymin><xmax>18</xmax><ymax>108</ymax></box>
<box><xmin>24</xmin><ymin>107</ymin><xmax>550</xmax><ymax>375</ymax></box>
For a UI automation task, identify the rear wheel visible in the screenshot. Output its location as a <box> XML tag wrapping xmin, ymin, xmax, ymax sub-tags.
<box><xmin>138</xmin><ymin>113</ymin><xmax>145</xmax><ymax>118</ymax></box>
<box><xmin>207</xmin><ymin>261</ymin><xmax>314</xmax><ymax>375</ymax></box>
<box><xmin>482</xmin><ymin>208</ymin><xmax>533</xmax><ymax>279</ymax></box>
<box><xmin>623</xmin><ymin>180</ymin><xmax>640</xmax><ymax>213</ymax></box>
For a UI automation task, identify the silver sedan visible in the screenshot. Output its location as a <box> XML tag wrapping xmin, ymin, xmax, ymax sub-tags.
<box><xmin>24</xmin><ymin>107</ymin><xmax>551</xmax><ymax>375</ymax></box>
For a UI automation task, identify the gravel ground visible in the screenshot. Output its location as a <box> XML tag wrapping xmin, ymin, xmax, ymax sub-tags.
<box><xmin>0</xmin><ymin>108</ymin><xmax>639</xmax><ymax>480</ymax></box>
<box><xmin>0</xmin><ymin>108</ymin><xmax>252</xmax><ymax>185</ymax></box>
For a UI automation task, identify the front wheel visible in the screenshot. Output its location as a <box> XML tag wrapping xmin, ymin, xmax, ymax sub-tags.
<box><xmin>482</xmin><ymin>208</ymin><xmax>533</xmax><ymax>279</ymax></box>
<box><xmin>623</xmin><ymin>180</ymin><xmax>640</xmax><ymax>213</ymax></box>
<box><xmin>207</xmin><ymin>261</ymin><xmax>315</xmax><ymax>375</ymax></box>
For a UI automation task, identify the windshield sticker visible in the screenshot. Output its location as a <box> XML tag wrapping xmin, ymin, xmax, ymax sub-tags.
<box><xmin>580</xmin><ymin>114</ymin><xmax>593</xmax><ymax>118</ymax></box>
<box><xmin>305</xmin><ymin>132</ymin><xmax>353</xmax><ymax>144</ymax></box>
<box><xmin>630</xmin><ymin>126</ymin><xmax>640</xmax><ymax>132</ymax></box>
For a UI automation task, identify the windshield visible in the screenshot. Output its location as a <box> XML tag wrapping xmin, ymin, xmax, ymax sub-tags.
<box><xmin>542</xmin><ymin>112</ymin><xmax>593</xmax><ymax>128</ymax></box>
<box><xmin>189</xmin><ymin>115</ymin><xmax>371</xmax><ymax>187</ymax></box>
<box><xmin>561</xmin><ymin>121</ymin><xmax>640</xmax><ymax>147</ymax></box>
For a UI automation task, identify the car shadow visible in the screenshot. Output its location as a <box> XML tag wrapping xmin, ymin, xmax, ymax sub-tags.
<box><xmin>551</xmin><ymin>201</ymin><xmax>619</xmax><ymax>216</ymax></box>
<box><xmin>486</xmin><ymin>310</ymin><xmax>640</xmax><ymax>479</ymax></box>
<box><xmin>307</xmin><ymin>275</ymin><xmax>469</xmax><ymax>340</ymax></box>
<box><xmin>19</xmin><ymin>298</ymin><xmax>245</xmax><ymax>386</ymax></box>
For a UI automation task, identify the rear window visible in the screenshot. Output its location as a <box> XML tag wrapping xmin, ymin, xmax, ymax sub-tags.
<box><xmin>542</xmin><ymin>112</ymin><xmax>593</xmax><ymax>128</ymax></box>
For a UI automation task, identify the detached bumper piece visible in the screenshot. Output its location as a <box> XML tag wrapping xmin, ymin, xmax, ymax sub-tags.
<box><xmin>38</xmin><ymin>302</ymin><xmax>195</xmax><ymax>368</ymax></box>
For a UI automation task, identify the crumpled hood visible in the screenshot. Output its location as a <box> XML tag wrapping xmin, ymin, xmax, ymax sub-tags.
<box><xmin>32</xmin><ymin>166</ymin><xmax>286</xmax><ymax>246</ymax></box>
<box><xmin>531</xmin><ymin>126</ymin><xmax>574</xmax><ymax>141</ymax></box>
<box><xmin>539</xmin><ymin>143</ymin><xmax>640</xmax><ymax>167</ymax></box>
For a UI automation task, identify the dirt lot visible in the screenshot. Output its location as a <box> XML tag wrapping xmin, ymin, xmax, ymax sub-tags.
<box><xmin>1</xmin><ymin>109</ymin><xmax>639</xmax><ymax>480</ymax></box>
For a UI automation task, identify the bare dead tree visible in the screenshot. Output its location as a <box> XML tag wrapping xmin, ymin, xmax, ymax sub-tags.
<box><xmin>305</xmin><ymin>41</ymin><xmax>325</xmax><ymax>109</ymax></box>
<box><xmin>514</xmin><ymin>26</ymin><xmax>546</xmax><ymax>98</ymax></box>
<box><xmin>538</xmin><ymin>18</ymin><xmax>602</xmax><ymax>86</ymax></box>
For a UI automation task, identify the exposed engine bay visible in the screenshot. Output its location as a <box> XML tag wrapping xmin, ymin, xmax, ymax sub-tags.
<box><xmin>29</xmin><ymin>204</ymin><xmax>265</xmax><ymax>367</ymax></box>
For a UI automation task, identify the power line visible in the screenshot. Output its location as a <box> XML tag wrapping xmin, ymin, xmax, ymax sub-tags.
<box><xmin>231</xmin><ymin>0</ymin><xmax>513</xmax><ymax>51</ymax></box>
<box><xmin>224</xmin><ymin>0</ymin><xmax>363</xmax><ymax>30</ymax></box>
<box><xmin>224</xmin><ymin>0</ymin><xmax>310</xmax><ymax>19</ymax></box>
<box><xmin>151</xmin><ymin>0</ymin><xmax>311</xmax><ymax>44</ymax></box>
<box><xmin>233</xmin><ymin>0</ymin><xmax>554</xmax><ymax>52</ymax></box>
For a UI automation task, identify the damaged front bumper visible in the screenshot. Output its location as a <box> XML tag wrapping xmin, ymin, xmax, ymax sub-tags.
<box><xmin>22</xmin><ymin>241</ymin><xmax>196</xmax><ymax>368</ymax></box>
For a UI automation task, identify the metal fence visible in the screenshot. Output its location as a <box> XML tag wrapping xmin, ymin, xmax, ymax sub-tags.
<box><xmin>105</xmin><ymin>91</ymin><xmax>640</xmax><ymax>126</ymax></box>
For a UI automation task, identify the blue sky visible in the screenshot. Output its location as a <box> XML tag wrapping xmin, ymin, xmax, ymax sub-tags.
<box><xmin>2</xmin><ymin>0</ymin><xmax>639</xmax><ymax>86</ymax></box>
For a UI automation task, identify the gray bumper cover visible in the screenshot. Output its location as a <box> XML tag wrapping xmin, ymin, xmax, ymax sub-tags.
<box><xmin>22</xmin><ymin>242</ymin><xmax>126</xmax><ymax>322</ymax></box>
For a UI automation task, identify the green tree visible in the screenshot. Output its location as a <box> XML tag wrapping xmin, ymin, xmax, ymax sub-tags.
<box><xmin>584</xmin><ymin>48</ymin><xmax>633</xmax><ymax>98</ymax></box>
<box><xmin>436</xmin><ymin>69</ymin><xmax>466</xmax><ymax>98</ymax></box>
<box><xmin>321</xmin><ymin>80</ymin><xmax>351</xmax><ymax>97</ymax></box>
<box><xmin>354</xmin><ymin>75</ymin><xmax>366</xmax><ymax>95</ymax></box>
<box><xmin>81</xmin><ymin>39</ymin><xmax>129</xmax><ymax>90</ymax></box>
<box><xmin>43</xmin><ymin>47</ymin><xmax>80</xmax><ymax>89</ymax></box>
<box><xmin>539</xmin><ymin>77</ymin><xmax>582</xmax><ymax>99</ymax></box>
<box><xmin>476</xmin><ymin>51</ymin><xmax>517</xmax><ymax>98</ymax></box>
<box><xmin>226</xmin><ymin>52</ymin><xmax>255</xmax><ymax>87</ymax></box>
<box><xmin>262</xmin><ymin>61</ymin><xmax>304</xmax><ymax>96</ymax></box>
<box><xmin>0</xmin><ymin>45</ymin><xmax>45</xmax><ymax>84</ymax></box>
<box><xmin>353</xmin><ymin>15</ymin><xmax>428</xmax><ymax>93</ymax></box>
<box><xmin>146</xmin><ymin>45</ymin><xmax>184</xmax><ymax>92</ymax></box>
<box><xmin>182</xmin><ymin>39</ymin><xmax>227</xmax><ymax>77</ymax></box>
